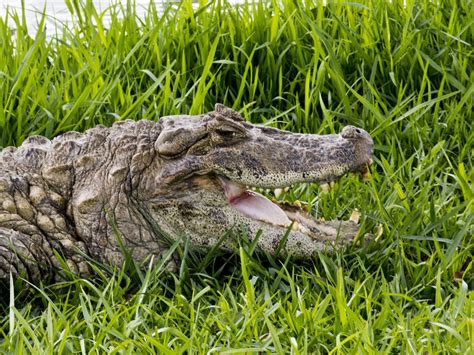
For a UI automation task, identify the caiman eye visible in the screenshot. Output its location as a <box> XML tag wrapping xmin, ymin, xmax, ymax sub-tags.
<box><xmin>216</xmin><ymin>129</ymin><xmax>237</xmax><ymax>139</ymax></box>
<box><xmin>210</xmin><ymin>121</ymin><xmax>246</xmax><ymax>144</ymax></box>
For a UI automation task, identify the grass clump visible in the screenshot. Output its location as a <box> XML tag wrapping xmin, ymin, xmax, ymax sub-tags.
<box><xmin>0</xmin><ymin>0</ymin><xmax>473</xmax><ymax>352</ymax></box>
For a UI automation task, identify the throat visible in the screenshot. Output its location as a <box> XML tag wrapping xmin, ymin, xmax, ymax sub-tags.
<box><xmin>219</xmin><ymin>177</ymin><xmax>292</xmax><ymax>227</ymax></box>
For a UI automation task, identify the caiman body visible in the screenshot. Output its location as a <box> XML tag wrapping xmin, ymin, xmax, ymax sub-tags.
<box><xmin>0</xmin><ymin>104</ymin><xmax>373</xmax><ymax>282</ymax></box>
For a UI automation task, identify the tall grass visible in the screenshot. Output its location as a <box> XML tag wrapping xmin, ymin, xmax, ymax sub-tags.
<box><xmin>0</xmin><ymin>0</ymin><xmax>473</xmax><ymax>352</ymax></box>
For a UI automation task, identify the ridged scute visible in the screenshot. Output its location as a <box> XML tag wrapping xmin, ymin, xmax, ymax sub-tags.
<box><xmin>0</xmin><ymin>120</ymin><xmax>165</xmax><ymax>281</ymax></box>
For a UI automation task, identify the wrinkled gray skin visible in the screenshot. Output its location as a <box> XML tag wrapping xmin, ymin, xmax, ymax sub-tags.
<box><xmin>0</xmin><ymin>104</ymin><xmax>373</xmax><ymax>282</ymax></box>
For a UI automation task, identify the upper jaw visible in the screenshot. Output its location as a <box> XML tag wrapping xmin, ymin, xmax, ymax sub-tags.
<box><xmin>216</xmin><ymin>159</ymin><xmax>373</xmax><ymax>189</ymax></box>
<box><xmin>208</xmin><ymin>126</ymin><xmax>374</xmax><ymax>188</ymax></box>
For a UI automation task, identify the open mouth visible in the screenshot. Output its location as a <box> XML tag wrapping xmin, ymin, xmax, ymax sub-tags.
<box><xmin>186</xmin><ymin>170</ymin><xmax>369</xmax><ymax>246</ymax></box>
<box><xmin>217</xmin><ymin>168</ymin><xmax>368</xmax><ymax>235</ymax></box>
<box><xmin>219</xmin><ymin>176</ymin><xmax>294</xmax><ymax>227</ymax></box>
<box><xmin>189</xmin><ymin>161</ymin><xmax>371</xmax><ymax>245</ymax></box>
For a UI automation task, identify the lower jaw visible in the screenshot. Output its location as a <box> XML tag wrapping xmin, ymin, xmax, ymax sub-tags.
<box><xmin>237</xmin><ymin>199</ymin><xmax>360</xmax><ymax>244</ymax></box>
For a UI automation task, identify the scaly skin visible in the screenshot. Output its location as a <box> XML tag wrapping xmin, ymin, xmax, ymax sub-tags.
<box><xmin>0</xmin><ymin>104</ymin><xmax>373</xmax><ymax>282</ymax></box>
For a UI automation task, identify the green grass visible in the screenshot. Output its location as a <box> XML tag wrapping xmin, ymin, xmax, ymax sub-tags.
<box><xmin>0</xmin><ymin>0</ymin><xmax>473</xmax><ymax>352</ymax></box>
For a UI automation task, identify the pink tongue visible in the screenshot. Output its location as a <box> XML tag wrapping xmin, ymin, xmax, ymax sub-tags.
<box><xmin>220</xmin><ymin>178</ymin><xmax>291</xmax><ymax>227</ymax></box>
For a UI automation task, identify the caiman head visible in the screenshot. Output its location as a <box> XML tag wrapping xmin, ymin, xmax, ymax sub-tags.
<box><xmin>137</xmin><ymin>104</ymin><xmax>374</xmax><ymax>258</ymax></box>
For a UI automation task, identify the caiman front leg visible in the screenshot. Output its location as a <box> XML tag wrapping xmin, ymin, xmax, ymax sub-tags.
<box><xmin>0</xmin><ymin>228</ymin><xmax>55</xmax><ymax>281</ymax></box>
<box><xmin>0</xmin><ymin>228</ymin><xmax>91</xmax><ymax>283</ymax></box>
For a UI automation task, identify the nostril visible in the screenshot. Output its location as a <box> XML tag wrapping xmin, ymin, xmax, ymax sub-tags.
<box><xmin>341</xmin><ymin>126</ymin><xmax>374</xmax><ymax>147</ymax></box>
<box><xmin>341</xmin><ymin>126</ymin><xmax>360</xmax><ymax>139</ymax></box>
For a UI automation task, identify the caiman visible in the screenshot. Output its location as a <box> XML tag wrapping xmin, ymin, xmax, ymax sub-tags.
<box><xmin>0</xmin><ymin>104</ymin><xmax>373</xmax><ymax>282</ymax></box>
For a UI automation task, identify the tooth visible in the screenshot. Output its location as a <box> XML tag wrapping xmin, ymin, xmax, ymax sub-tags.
<box><xmin>284</xmin><ymin>186</ymin><xmax>290</xmax><ymax>192</ymax></box>
<box><xmin>330</xmin><ymin>181</ymin><xmax>335</xmax><ymax>188</ymax></box>
<box><xmin>274</xmin><ymin>188</ymin><xmax>283</xmax><ymax>198</ymax></box>
<box><xmin>291</xmin><ymin>221</ymin><xmax>300</xmax><ymax>231</ymax></box>
<box><xmin>265</xmin><ymin>189</ymin><xmax>270</xmax><ymax>194</ymax></box>
<box><xmin>293</xmin><ymin>200</ymin><xmax>302</xmax><ymax>208</ymax></box>
<box><xmin>349</xmin><ymin>209</ymin><xmax>360</xmax><ymax>223</ymax></box>
<box><xmin>321</xmin><ymin>183</ymin><xmax>330</xmax><ymax>193</ymax></box>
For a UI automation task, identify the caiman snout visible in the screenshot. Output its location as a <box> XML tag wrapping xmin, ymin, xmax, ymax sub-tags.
<box><xmin>341</xmin><ymin>125</ymin><xmax>374</xmax><ymax>173</ymax></box>
<box><xmin>341</xmin><ymin>125</ymin><xmax>371</xmax><ymax>141</ymax></box>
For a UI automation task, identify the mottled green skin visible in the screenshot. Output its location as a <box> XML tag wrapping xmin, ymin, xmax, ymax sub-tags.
<box><xmin>0</xmin><ymin>104</ymin><xmax>373</xmax><ymax>282</ymax></box>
